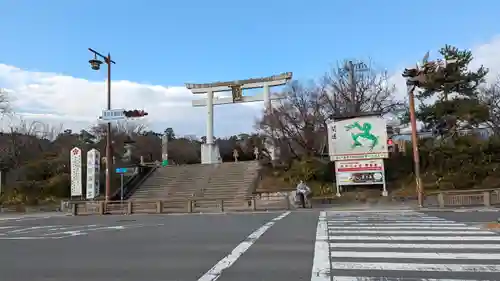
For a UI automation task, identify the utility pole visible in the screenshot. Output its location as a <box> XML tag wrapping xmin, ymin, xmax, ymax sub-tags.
<box><xmin>343</xmin><ymin>61</ymin><xmax>368</xmax><ymax>115</ymax></box>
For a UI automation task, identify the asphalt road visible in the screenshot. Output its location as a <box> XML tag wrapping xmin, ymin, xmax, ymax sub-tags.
<box><xmin>0</xmin><ymin>210</ymin><xmax>499</xmax><ymax>281</ymax></box>
<box><xmin>0</xmin><ymin>211</ymin><xmax>318</xmax><ymax>281</ymax></box>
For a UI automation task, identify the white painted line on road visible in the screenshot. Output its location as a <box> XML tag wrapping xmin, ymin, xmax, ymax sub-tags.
<box><xmin>330</xmin><ymin>250</ymin><xmax>500</xmax><ymax>260</ymax></box>
<box><xmin>329</xmin><ymin>242</ymin><xmax>500</xmax><ymax>249</ymax></box>
<box><xmin>327</xmin><ymin>225</ymin><xmax>480</xmax><ymax>230</ymax></box>
<box><xmin>196</xmin><ymin>211</ymin><xmax>291</xmax><ymax>281</ymax></box>
<box><xmin>328</xmin><ymin>223</ymin><xmax>467</xmax><ymax>226</ymax></box>
<box><xmin>311</xmin><ymin>211</ymin><xmax>330</xmax><ymax>281</ymax></box>
<box><xmin>0</xmin><ymin>226</ymin><xmax>15</xmax><ymax>229</ymax></box>
<box><xmin>7</xmin><ymin>226</ymin><xmax>59</xmax><ymax>234</ymax></box>
<box><xmin>326</xmin><ymin>219</ymin><xmax>448</xmax><ymax>223</ymax></box>
<box><xmin>43</xmin><ymin>224</ymin><xmax>144</xmax><ymax>236</ymax></box>
<box><xmin>46</xmin><ymin>225</ymin><xmax>99</xmax><ymax>231</ymax></box>
<box><xmin>331</xmin><ymin>261</ymin><xmax>500</xmax><ymax>272</ymax></box>
<box><xmin>328</xmin><ymin>235</ymin><xmax>500</xmax><ymax>241</ymax></box>
<box><xmin>328</xmin><ymin>229</ymin><xmax>493</xmax><ymax>235</ymax></box>
<box><xmin>326</xmin><ymin>210</ymin><xmax>416</xmax><ymax>214</ymax></box>
<box><xmin>332</xmin><ymin>277</ymin><xmax>482</xmax><ymax>281</ymax></box>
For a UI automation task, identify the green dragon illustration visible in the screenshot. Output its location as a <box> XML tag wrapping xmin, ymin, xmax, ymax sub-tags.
<box><xmin>344</xmin><ymin>121</ymin><xmax>379</xmax><ymax>151</ymax></box>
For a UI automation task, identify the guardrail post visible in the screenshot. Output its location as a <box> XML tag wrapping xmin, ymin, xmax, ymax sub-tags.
<box><xmin>437</xmin><ymin>192</ymin><xmax>445</xmax><ymax>208</ymax></box>
<box><xmin>99</xmin><ymin>201</ymin><xmax>105</xmax><ymax>215</ymax></box>
<box><xmin>127</xmin><ymin>201</ymin><xmax>133</xmax><ymax>214</ymax></box>
<box><xmin>219</xmin><ymin>200</ymin><xmax>224</xmax><ymax>212</ymax></box>
<box><xmin>156</xmin><ymin>201</ymin><xmax>163</xmax><ymax>213</ymax></box>
<box><xmin>483</xmin><ymin>191</ymin><xmax>491</xmax><ymax>207</ymax></box>
<box><xmin>71</xmin><ymin>203</ymin><xmax>77</xmax><ymax>216</ymax></box>
<box><xmin>251</xmin><ymin>198</ymin><xmax>257</xmax><ymax>211</ymax></box>
<box><xmin>187</xmin><ymin>200</ymin><xmax>193</xmax><ymax>213</ymax></box>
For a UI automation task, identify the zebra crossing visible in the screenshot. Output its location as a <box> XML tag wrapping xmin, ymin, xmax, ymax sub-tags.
<box><xmin>312</xmin><ymin>210</ymin><xmax>500</xmax><ymax>281</ymax></box>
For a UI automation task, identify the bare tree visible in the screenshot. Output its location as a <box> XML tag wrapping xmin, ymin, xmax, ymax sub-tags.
<box><xmin>0</xmin><ymin>89</ymin><xmax>11</xmax><ymax>116</ymax></box>
<box><xmin>479</xmin><ymin>77</ymin><xmax>500</xmax><ymax>135</ymax></box>
<box><xmin>321</xmin><ymin>60</ymin><xmax>404</xmax><ymax>116</ymax></box>
<box><xmin>257</xmin><ymin>59</ymin><xmax>404</xmax><ymax>162</ymax></box>
<box><xmin>0</xmin><ymin>118</ymin><xmax>63</xmax><ymax>169</ymax></box>
<box><xmin>258</xmin><ymin>81</ymin><xmax>326</xmax><ymax>160</ymax></box>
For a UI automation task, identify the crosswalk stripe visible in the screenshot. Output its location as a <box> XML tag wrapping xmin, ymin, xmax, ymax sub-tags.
<box><xmin>330</xmin><ymin>250</ymin><xmax>500</xmax><ymax>260</ymax></box>
<box><xmin>332</xmin><ymin>277</ymin><xmax>483</xmax><ymax>281</ymax></box>
<box><xmin>328</xmin><ymin>235</ymin><xmax>500</xmax><ymax>241</ymax></box>
<box><xmin>329</xmin><ymin>242</ymin><xmax>500</xmax><ymax>249</ymax></box>
<box><xmin>331</xmin><ymin>262</ymin><xmax>500</xmax><ymax>272</ymax></box>
<box><xmin>328</xmin><ymin>222</ymin><xmax>462</xmax><ymax>226</ymax></box>
<box><xmin>328</xmin><ymin>229</ymin><xmax>493</xmax><ymax>234</ymax></box>
<box><xmin>326</xmin><ymin>219</ymin><xmax>448</xmax><ymax>223</ymax></box>
<box><xmin>328</xmin><ymin>225</ymin><xmax>480</xmax><ymax>229</ymax></box>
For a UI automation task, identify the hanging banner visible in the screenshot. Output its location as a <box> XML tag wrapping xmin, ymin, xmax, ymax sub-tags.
<box><xmin>328</xmin><ymin>116</ymin><xmax>389</xmax><ymax>161</ymax></box>
<box><xmin>70</xmin><ymin>147</ymin><xmax>83</xmax><ymax>197</ymax></box>
<box><xmin>335</xmin><ymin>159</ymin><xmax>385</xmax><ymax>186</ymax></box>
<box><xmin>86</xmin><ymin>149</ymin><xmax>101</xmax><ymax>199</ymax></box>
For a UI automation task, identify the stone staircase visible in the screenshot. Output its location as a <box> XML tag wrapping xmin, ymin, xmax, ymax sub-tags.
<box><xmin>128</xmin><ymin>161</ymin><xmax>261</xmax><ymax>210</ymax></box>
<box><xmin>197</xmin><ymin>161</ymin><xmax>260</xmax><ymax>208</ymax></box>
<box><xmin>130</xmin><ymin>166</ymin><xmax>189</xmax><ymax>199</ymax></box>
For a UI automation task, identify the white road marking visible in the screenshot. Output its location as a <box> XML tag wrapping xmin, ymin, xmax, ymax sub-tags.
<box><xmin>329</xmin><ymin>242</ymin><xmax>500</xmax><ymax>249</ymax></box>
<box><xmin>328</xmin><ymin>229</ymin><xmax>493</xmax><ymax>235</ymax></box>
<box><xmin>197</xmin><ymin>211</ymin><xmax>290</xmax><ymax>281</ymax></box>
<box><xmin>46</xmin><ymin>225</ymin><xmax>98</xmax><ymax>231</ymax></box>
<box><xmin>325</xmin><ymin>210</ymin><xmax>416</xmax><ymax>214</ymax></box>
<box><xmin>332</xmin><ymin>277</ymin><xmax>483</xmax><ymax>281</ymax></box>
<box><xmin>311</xmin><ymin>211</ymin><xmax>330</xmax><ymax>281</ymax></box>
<box><xmin>330</xmin><ymin>250</ymin><xmax>500</xmax><ymax>260</ymax></box>
<box><xmin>326</xmin><ymin>219</ymin><xmax>448</xmax><ymax>223</ymax></box>
<box><xmin>331</xmin><ymin>262</ymin><xmax>500</xmax><ymax>272</ymax></box>
<box><xmin>321</xmin><ymin>210</ymin><xmax>500</xmax><ymax>279</ymax></box>
<box><xmin>328</xmin><ymin>235</ymin><xmax>500</xmax><ymax>241</ymax></box>
<box><xmin>7</xmin><ymin>226</ymin><xmax>59</xmax><ymax>234</ymax></box>
<box><xmin>328</xmin><ymin>225</ymin><xmax>480</xmax><ymax>229</ymax></box>
<box><xmin>328</xmin><ymin>222</ymin><xmax>466</xmax><ymax>226</ymax></box>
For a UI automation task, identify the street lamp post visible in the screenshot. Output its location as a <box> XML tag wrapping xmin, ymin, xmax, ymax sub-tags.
<box><xmin>88</xmin><ymin>48</ymin><xmax>116</xmax><ymax>202</ymax></box>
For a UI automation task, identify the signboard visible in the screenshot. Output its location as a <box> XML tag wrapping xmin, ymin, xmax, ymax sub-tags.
<box><xmin>335</xmin><ymin>159</ymin><xmax>385</xmax><ymax>186</ymax></box>
<box><xmin>100</xmin><ymin>108</ymin><xmax>126</xmax><ymax>121</ymax></box>
<box><xmin>86</xmin><ymin>149</ymin><xmax>101</xmax><ymax>199</ymax></box>
<box><xmin>328</xmin><ymin>116</ymin><xmax>388</xmax><ymax>161</ymax></box>
<box><xmin>115</xmin><ymin>167</ymin><xmax>128</xmax><ymax>174</ymax></box>
<box><xmin>115</xmin><ymin>167</ymin><xmax>137</xmax><ymax>175</ymax></box>
<box><xmin>70</xmin><ymin>147</ymin><xmax>82</xmax><ymax>196</ymax></box>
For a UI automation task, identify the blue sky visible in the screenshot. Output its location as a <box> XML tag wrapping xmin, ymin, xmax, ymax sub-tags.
<box><xmin>0</xmin><ymin>0</ymin><xmax>499</xmax><ymax>137</ymax></box>
<box><xmin>1</xmin><ymin>0</ymin><xmax>498</xmax><ymax>85</ymax></box>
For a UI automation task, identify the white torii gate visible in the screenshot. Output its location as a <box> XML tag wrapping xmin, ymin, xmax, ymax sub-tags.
<box><xmin>186</xmin><ymin>72</ymin><xmax>293</xmax><ymax>164</ymax></box>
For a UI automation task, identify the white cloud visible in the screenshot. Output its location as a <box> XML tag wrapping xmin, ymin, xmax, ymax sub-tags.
<box><xmin>0</xmin><ymin>64</ymin><xmax>265</xmax><ymax>137</ymax></box>
<box><xmin>1</xmin><ymin>36</ymin><xmax>500</xmax><ymax>137</ymax></box>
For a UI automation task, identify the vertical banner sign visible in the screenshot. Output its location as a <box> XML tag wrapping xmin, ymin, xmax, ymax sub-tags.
<box><xmin>327</xmin><ymin>120</ymin><xmax>337</xmax><ymax>161</ymax></box>
<box><xmin>86</xmin><ymin>149</ymin><xmax>101</xmax><ymax>199</ymax></box>
<box><xmin>70</xmin><ymin>147</ymin><xmax>83</xmax><ymax>197</ymax></box>
<box><xmin>328</xmin><ymin>116</ymin><xmax>389</xmax><ymax>161</ymax></box>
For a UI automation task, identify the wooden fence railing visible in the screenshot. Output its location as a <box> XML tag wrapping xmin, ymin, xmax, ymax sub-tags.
<box><xmin>69</xmin><ymin>195</ymin><xmax>291</xmax><ymax>216</ymax></box>
<box><xmin>426</xmin><ymin>188</ymin><xmax>500</xmax><ymax>208</ymax></box>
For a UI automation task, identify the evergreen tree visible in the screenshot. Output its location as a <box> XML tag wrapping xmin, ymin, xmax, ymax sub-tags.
<box><xmin>416</xmin><ymin>45</ymin><xmax>489</xmax><ymax>136</ymax></box>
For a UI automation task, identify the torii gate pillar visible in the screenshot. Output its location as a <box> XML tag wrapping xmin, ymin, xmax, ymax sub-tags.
<box><xmin>186</xmin><ymin>72</ymin><xmax>292</xmax><ymax>164</ymax></box>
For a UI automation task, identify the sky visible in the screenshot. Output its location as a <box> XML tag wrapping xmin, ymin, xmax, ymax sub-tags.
<box><xmin>0</xmin><ymin>0</ymin><xmax>500</xmax><ymax>138</ymax></box>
